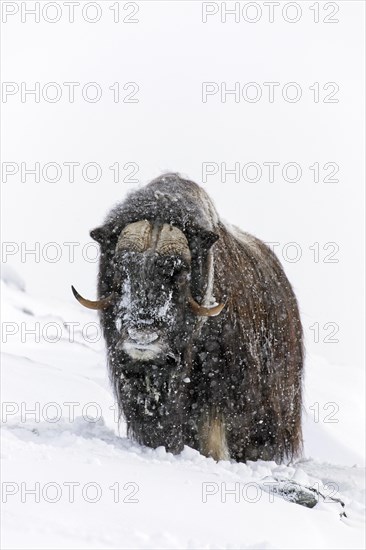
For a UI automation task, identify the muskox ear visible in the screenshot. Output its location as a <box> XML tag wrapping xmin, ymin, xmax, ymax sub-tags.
<box><xmin>90</xmin><ymin>226</ymin><xmax>107</xmax><ymax>244</ymax></box>
<box><xmin>200</xmin><ymin>230</ymin><xmax>219</xmax><ymax>250</ymax></box>
<box><xmin>188</xmin><ymin>229</ymin><xmax>219</xmax><ymax>257</ymax></box>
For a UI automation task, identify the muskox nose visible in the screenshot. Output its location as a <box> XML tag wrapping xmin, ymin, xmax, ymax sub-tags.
<box><xmin>127</xmin><ymin>327</ymin><xmax>159</xmax><ymax>345</ymax></box>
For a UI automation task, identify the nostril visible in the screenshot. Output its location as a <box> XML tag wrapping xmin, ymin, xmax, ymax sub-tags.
<box><xmin>127</xmin><ymin>328</ymin><xmax>159</xmax><ymax>344</ymax></box>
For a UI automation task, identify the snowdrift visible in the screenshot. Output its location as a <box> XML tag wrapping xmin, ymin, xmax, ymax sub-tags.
<box><xmin>1</xmin><ymin>269</ymin><xmax>364</xmax><ymax>549</ymax></box>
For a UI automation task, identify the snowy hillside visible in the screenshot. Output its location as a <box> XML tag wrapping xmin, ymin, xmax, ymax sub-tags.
<box><xmin>1</xmin><ymin>270</ymin><xmax>364</xmax><ymax>549</ymax></box>
<box><xmin>2</xmin><ymin>0</ymin><xmax>365</xmax><ymax>547</ymax></box>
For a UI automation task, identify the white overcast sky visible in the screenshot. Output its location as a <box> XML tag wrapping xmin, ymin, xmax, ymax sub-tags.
<box><xmin>1</xmin><ymin>1</ymin><xmax>365</xmax><ymax>369</ymax></box>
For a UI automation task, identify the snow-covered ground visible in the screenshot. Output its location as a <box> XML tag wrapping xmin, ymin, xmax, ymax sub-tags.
<box><xmin>1</xmin><ymin>269</ymin><xmax>365</xmax><ymax>549</ymax></box>
<box><xmin>1</xmin><ymin>2</ymin><xmax>365</xmax><ymax>547</ymax></box>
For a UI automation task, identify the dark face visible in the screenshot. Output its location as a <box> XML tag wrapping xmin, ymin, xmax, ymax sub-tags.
<box><xmin>111</xmin><ymin>248</ymin><xmax>191</xmax><ymax>362</ymax></box>
<box><xmin>91</xmin><ymin>220</ymin><xmax>195</xmax><ymax>364</ymax></box>
<box><xmin>72</xmin><ymin>219</ymin><xmax>223</xmax><ymax>364</ymax></box>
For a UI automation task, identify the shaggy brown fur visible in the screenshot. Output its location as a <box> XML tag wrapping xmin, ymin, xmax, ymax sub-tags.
<box><xmin>89</xmin><ymin>173</ymin><xmax>304</xmax><ymax>463</ymax></box>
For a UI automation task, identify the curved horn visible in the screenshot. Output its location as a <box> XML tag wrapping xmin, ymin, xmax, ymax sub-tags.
<box><xmin>156</xmin><ymin>224</ymin><xmax>191</xmax><ymax>263</ymax></box>
<box><xmin>71</xmin><ymin>285</ymin><xmax>115</xmax><ymax>310</ymax></box>
<box><xmin>188</xmin><ymin>293</ymin><xmax>225</xmax><ymax>317</ymax></box>
<box><xmin>116</xmin><ymin>220</ymin><xmax>152</xmax><ymax>252</ymax></box>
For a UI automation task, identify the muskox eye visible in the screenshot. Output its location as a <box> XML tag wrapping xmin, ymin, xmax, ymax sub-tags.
<box><xmin>157</xmin><ymin>255</ymin><xmax>188</xmax><ymax>278</ymax></box>
<box><xmin>112</xmin><ymin>251</ymin><xmax>133</xmax><ymax>283</ymax></box>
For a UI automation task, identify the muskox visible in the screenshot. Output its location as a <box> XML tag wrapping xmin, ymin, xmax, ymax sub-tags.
<box><xmin>72</xmin><ymin>173</ymin><xmax>304</xmax><ymax>463</ymax></box>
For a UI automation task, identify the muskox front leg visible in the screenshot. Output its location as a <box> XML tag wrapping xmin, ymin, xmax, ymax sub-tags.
<box><xmin>198</xmin><ymin>410</ymin><xmax>230</xmax><ymax>461</ymax></box>
<box><xmin>130</xmin><ymin>416</ymin><xmax>184</xmax><ymax>455</ymax></box>
<box><xmin>118</xmin><ymin>367</ymin><xmax>188</xmax><ymax>455</ymax></box>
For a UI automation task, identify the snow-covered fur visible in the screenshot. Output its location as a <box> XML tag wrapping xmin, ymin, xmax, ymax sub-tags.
<box><xmin>91</xmin><ymin>173</ymin><xmax>304</xmax><ymax>463</ymax></box>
